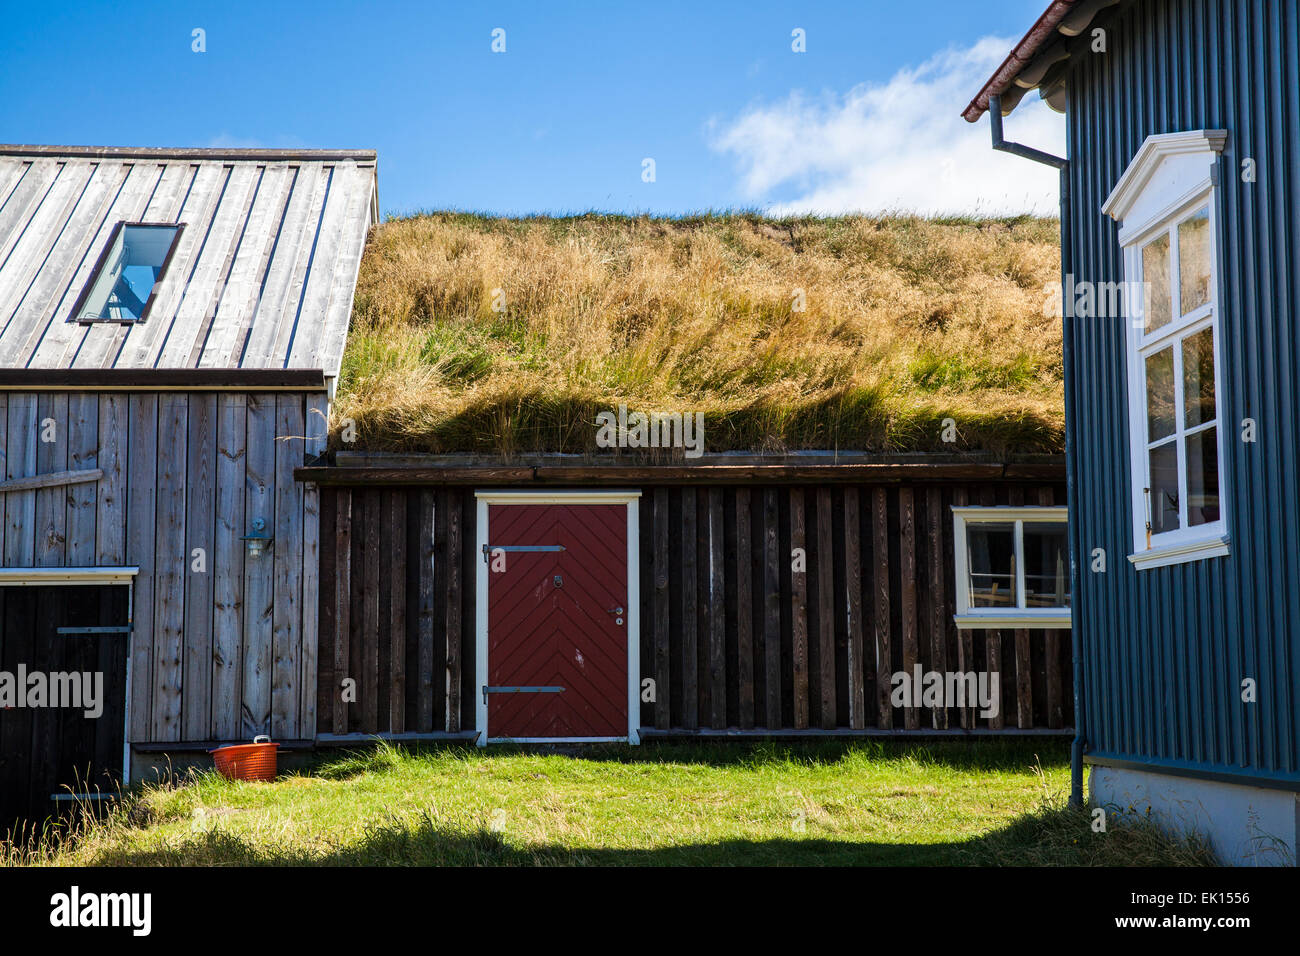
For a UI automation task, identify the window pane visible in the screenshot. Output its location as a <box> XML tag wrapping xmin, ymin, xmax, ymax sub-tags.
<box><xmin>77</xmin><ymin>224</ymin><xmax>179</xmax><ymax>322</ymax></box>
<box><xmin>1178</xmin><ymin>207</ymin><xmax>1211</xmax><ymax>314</ymax></box>
<box><xmin>1148</xmin><ymin>442</ymin><xmax>1181</xmax><ymax>534</ymax></box>
<box><xmin>1186</xmin><ymin>427</ymin><xmax>1220</xmax><ymax>526</ymax></box>
<box><xmin>1182</xmin><ymin>326</ymin><xmax>1216</xmax><ymax>428</ymax></box>
<box><xmin>967</xmin><ymin>523</ymin><xmax>1015</xmax><ymax>608</ymax></box>
<box><xmin>1022</xmin><ymin>522</ymin><xmax>1069</xmax><ymax>608</ymax></box>
<box><xmin>1145</xmin><ymin>347</ymin><xmax>1176</xmax><ymax>441</ymax></box>
<box><xmin>1142</xmin><ymin>232</ymin><xmax>1172</xmax><ymax>333</ymax></box>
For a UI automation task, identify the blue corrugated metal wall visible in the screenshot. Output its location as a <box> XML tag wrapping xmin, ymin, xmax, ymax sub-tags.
<box><xmin>1066</xmin><ymin>0</ymin><xmax>1300</xmax><ymax>783</ymax></box>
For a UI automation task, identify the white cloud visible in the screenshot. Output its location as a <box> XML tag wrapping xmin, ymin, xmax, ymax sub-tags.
<box><xmin>710</xmin><ymin>37</ymin><xmax>1067</xmax><ymax>217</ymax></box>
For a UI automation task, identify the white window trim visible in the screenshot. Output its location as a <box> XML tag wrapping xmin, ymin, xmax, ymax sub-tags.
<box><xmin>951</xmin><ymin>506</ymin><xmax>1071</xmax><ymax>630</ymax></box>
<box><xmin>1104</xmin><ymin>130</ymin><xmax>1231</xmax><ymax>571</ymax></box>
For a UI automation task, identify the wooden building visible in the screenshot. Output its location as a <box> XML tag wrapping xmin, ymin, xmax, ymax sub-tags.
<box><xmin>0</xmin><ymin>145</ymin><xmax>376</xmax><ymax>825</ymax></box>
<box><xmin>0</xmin><ymin>143</ymin><xmax>1074</xmax><ymax>833</ymax></box>
<box><xmin>297</xmin><ymin>453</ymin><xmax>1073</xmax><ymax>745</ymax></box>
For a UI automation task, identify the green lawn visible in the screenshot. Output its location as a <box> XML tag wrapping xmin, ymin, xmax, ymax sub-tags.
<box><xmin>13</xmin><ymin>740</ymin><xmax>1216</xmax><ymax>866</ymax></box>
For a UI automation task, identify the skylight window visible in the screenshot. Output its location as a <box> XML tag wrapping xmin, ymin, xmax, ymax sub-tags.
<box><xmin>72</xmin><ymin>222</ymin><xmax>183</xmax><ymax>323</ymax></box>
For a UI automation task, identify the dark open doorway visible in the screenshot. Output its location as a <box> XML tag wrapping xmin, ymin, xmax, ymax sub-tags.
<box><xmin>0</xmin><ymin>584</ymin><xmax>130</xmax><ymax>836</ymax></box>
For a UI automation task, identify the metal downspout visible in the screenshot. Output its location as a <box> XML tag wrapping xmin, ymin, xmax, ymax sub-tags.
<box><xmin>988</xmin><ymin>94</ymin><xmax>1087</xmax><ymax>809</ymax></box>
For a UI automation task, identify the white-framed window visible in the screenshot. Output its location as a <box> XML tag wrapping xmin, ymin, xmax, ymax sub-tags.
<box><xmin>1102</xmin><ymin>130</ymin><xmax>1230</xmax><ymax>570</ymax></box>
<box><xmin>951</xmin><ymin>506</ymin><xmax>1070</xmax><ymax>629</ymax></box>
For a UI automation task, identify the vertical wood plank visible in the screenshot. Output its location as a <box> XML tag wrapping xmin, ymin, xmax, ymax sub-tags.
<box><xmin>1016</xmin><ymin>628</ymin><xmax>1033</xmax><ymax>729</ymax></box>
<box><xmin>333</xmin><ymin>489</ymin><xmax>353</xmax><ymax>735</ymax></box>
<box><xmin>431</xmin><ymin>490</ymin><xmax>449</xmax><ymax>730</ymax></box>
<box><xmin>125</xmin><ymin>394</ymin><xmax>158</xmax><ymax>741</ymax></box>
<box><xmin>95</xmin><ymin>394</ymin><xmax>127</xmax><ymax>565</ymax></box>
<box><xmin>300</xmin><ymin>392</ymin><xmax>328</xmax><ymax>737</ymax></box>
<box><xmin>707</xmin><ymin>488</ymin><xmax>726</xmax><ymax>728</ymax></box>
<box><xmin>348</xmin><ymin>488</ymin><xmax>364</xmax><ymax>733</ymax></box>
<box><xmin>362</xmin><ymin>490</ymin><xmax>381</xmax><ymax>733</ymax></box>
<box><xmin>789</xmin><ymin>489</ymin><xmax>809</xmax><ymax>730</ymax></box>
<box><xmin>843</xmin><ymin>487</ymin><xmax>865</xmax><ymax>729</ymax></box>
<box><xmin>34</xmin><ymin>393</ymin><xmax>68</xmax><ymax>566</ymax></box>
<box><xmin>65</xmin><ymin>393</ymin><xmax>98</xmax><ymax>565</ymax></box>
<box><xmin>734</xmin><ymin>488</ymin><xmax>754</xmax><ymax>729</ymax></box>
<box><xmin>4</xmin><ymin>394</ymin><xmax>37</xmax><ymax>567</ymax></box>
<box><xmin>151</xmin><ymin>395</ymin><xmax>187</xmax><ymax>741</ymax></box>
<box><xmin>389</xmin><ymin>491</ymin><xmax>408</xmax><ymax>733</ymax></box>
<box><xmin>762</xmin><ymin>488</ymin><xmax>781</xmax><ymax>728</ymax></box>
<box><xmin>899</xmin><ymin>486</ymin><xmax>919</xmax><ymax>730</ymax></box>
<box><xmin>240</xmin><ymin>394</ymin><xmax>275</xmax><ymax>737</ymax></box>
<box><xmin>182</xmin><ymin>393</ymin><xmax>216</xmax><ymax>741</ymax></box>
<box><xmin>271</xmin><ymin>394</ymin><xmax>304</xmax><ymax>739</ymax></box>
<box><xmin>0</xmin><ymin>394</ymin><xmax>7</xmax><ymax>560</ymax></box>
<box><xmin>872</xmin><ymin>487</ymin><xmax>892</xmax><ymax>729</ymax></box>
<box><xmin>444</xmin><ymin>491</ymin><xmax>462</xmax><ymax>733</ymax></box>
<box><xmin>211</xmin><ymin>394</ymin><xmax>246</xmax><ymax>739</ymax></box>
<box><xmin>695</xmin><ymin>489</ymin><xmax>710</xmax><ymax>724</ymax></box>
<box><xmin>926</xmin><ymin>485</ymin><xmax>948</xmax><ymax>730</ymax></box>
<box><xmin>459</xmin><ymin>492</ymin><xmax>475</xmax><ymax>733</ymax></box>
<box><xmin>652</xmin><ymin>487</ymin><xmax>671</xmax><ymax>730</ymax></box>
<box><xmin>680</xmin><ymin>488</ymin><xmax>698</xmax><ymax>730</ymax></box>
<box><xmin>815</xmin><ymin>487</ymin><xmax>836</xmax><ymax>729</ymax></box>
<box><xmin>417</xmin><ymin>489</ymin><xmax>435</xmax><ymax>732</ymax></box>
<box><xmin>315</xmin><ymin>488</ymin><xmax>336</xmax><ymax>735</ymax></box>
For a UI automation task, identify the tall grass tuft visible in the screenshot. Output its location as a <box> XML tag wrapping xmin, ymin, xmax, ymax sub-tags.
<box><xmin>336</xmin><ymin>212</ymin><xmax>1064</xmax><ymax>455</ymax></box>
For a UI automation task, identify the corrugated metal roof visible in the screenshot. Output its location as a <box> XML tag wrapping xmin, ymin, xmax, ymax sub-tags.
<box><xmin>0</xmin><ymin>145</ymin><xmax>377</xmax><ymax>377</ymax></box>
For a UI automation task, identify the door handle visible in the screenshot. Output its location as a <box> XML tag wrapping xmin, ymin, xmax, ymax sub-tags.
<box><xmin>607</xmin><ymin>607</ymin><xmax>624</xmax><ymax>615</ymax></box>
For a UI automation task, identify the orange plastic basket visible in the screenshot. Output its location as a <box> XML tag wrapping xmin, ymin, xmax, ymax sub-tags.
<box><xmin>211</xmin><ymin>735</ymin><xmax>279</xmax><ymax>782</ymax></box>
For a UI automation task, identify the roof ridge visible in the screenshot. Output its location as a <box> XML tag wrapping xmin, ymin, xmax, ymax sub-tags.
<box><xmin>0</xmin><ymin>144</ymin><xmax>377</xmax><ymax>162</ymax></box>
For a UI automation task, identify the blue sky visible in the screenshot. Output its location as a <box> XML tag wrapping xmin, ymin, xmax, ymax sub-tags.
<box><xmin>0</xmin><ymin>0</ymin><xmax>1064</xmax><ymax>217</ymax></box>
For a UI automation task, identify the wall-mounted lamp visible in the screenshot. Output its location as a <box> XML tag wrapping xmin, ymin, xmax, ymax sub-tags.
<box><xmin>242</xmin><ymin>517</ymin><xmax>273</xmax><ymax>557</ymax></box>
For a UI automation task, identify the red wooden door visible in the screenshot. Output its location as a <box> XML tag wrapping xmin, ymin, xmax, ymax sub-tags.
<box><xmin>486</xmin><ymin>503</ymin><xmax>629</xmax><ymax>739</ymax></box>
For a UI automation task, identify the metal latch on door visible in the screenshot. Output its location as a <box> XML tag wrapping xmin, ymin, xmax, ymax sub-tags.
<box><xmin>482</xmin><ymin>685</ymin><xmax>566</xmax><ymax>705</ymax></box>
<box><xmin>55</xmin><ymin>625</ymin><xmax>133</xmax><ymax>636</ymax></box>
<box><xmin>481</xmin><ymin>544</ymin><xmax>565</xmax><ymax>564</ymax></box>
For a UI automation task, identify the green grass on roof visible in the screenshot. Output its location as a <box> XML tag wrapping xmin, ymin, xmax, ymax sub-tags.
<box><xmin>335</xmin><ymin>212</ymin><xmax>1064</xmax><ymax>456</ymax></box>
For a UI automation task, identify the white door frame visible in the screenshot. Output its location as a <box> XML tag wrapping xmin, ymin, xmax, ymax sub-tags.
<box><xmin>474</xmin><ymin>490</ymin><xmax>641</xmax><ymax>746</ymax></box>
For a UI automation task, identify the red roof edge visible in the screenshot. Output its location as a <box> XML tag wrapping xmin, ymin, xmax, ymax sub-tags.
<box><xmin>961</xmin><ymin>0</ymin><xmax>1078</xmax><ymax>123</ymax></box>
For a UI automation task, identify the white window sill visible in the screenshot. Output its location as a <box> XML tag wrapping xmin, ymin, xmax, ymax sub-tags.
<box><xmin>1128</xmin><ymin>533</ymin><xmax>1229</xmax><ymax>571</ymax></box>
<box><xmin>953</xmin><ymin>612</ymin><xmax>1071</xmax><ymax>630</ymax></box>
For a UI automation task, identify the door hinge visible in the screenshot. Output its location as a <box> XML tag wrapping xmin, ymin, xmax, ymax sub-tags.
<box><xmin>482</xmin><ymin>544</ymin><xmax>565</xmax><ymax>564</ymax></box>
<box><xmin>482</xmin><ymin>685</ymin><xmax>566</xmax><ymax>705</ymax></box>
<box><xmin>56</xmin><ymin>625</ymin><xmax>133</xmax><ymax>636</ymax></box>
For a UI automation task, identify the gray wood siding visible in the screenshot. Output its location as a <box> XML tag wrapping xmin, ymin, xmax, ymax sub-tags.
<box><xmin>0</xmin><ymin>389</ymin><xmax>323</xmax><ymax>743</ymax></box>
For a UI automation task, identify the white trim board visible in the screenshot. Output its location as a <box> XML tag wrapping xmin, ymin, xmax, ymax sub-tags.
<box><xmin>1128</xmin><ymin>534</ymin><xmax>1230</xmax><ymax>571</ymax></box>
<box><xmin>0</xmin><ymin>566</ymin><xmax>139</xmax><ymax>585</ymax></box>
<box><xmin>474</xmin><ymin>489</ymin><xmax>641</xmax><ymax>746</ymax></box>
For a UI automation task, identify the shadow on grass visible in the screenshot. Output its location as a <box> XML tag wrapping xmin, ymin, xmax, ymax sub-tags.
<box><xmin>85</xmin><ymin>798</ymin><xmax>1218</xmax><ymax>867</ymax></box>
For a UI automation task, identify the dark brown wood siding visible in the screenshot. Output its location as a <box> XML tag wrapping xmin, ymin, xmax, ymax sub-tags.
<box><xmin>315</xmin><ymin>480</ymin><xmax>1072</xmax><ymax>735</ymax></box>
